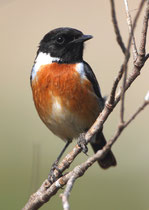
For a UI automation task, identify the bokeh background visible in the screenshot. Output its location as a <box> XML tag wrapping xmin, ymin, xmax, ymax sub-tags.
<box><xmin>1</xmin><ymin>0</ymin><xmax>149</xmax><ymax>209</ymax></box>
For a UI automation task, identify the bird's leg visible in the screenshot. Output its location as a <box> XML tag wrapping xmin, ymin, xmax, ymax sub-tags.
<box><xmin>48</xmin><ymin>141</ymin><xmax>71</xmax><ymax>183</ymax></box>
<box><xmin>77</xmin><ymin>132</ymin><xmax>88</xmax><ymax>155</ymax></box>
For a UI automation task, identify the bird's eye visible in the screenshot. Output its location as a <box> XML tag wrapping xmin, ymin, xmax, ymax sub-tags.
<box><xmin>56</xmin><ymin>36</ymin><xmax>65</xmax><ymax>44</ymax></box>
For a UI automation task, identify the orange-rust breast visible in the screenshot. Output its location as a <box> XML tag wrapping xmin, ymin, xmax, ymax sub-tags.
<box><xmin>31</xmin><ymin>63</ymin><xmax>101</xmax><ymax>140</ymax></box>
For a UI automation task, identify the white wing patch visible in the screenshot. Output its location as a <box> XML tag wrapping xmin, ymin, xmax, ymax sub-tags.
<box><xmin>31</xmin><ymin>52</ymin><xmax>60</xmax><ymax>81</ymax></box>
<box><xmin>76</xmin><ymin>62</ymin><xmax>86</xmax><ymax>79</ymax></box>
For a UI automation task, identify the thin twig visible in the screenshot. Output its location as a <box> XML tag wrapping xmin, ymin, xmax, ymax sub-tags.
<box><xmin>115</xmin><ymin>0</ymin><xmax>149</xmax><ymax>104</ymax></box>
<box><xmin>108</xmin><ymin>65</ymin><xmax>124</xmax><ymax>105</ymax></box>
<box><xmin>120</xmin><ymin>0</ymin><xmax>145</xmax><ymax>124</ymax></box>
<box><xmin>138</xmin><ymin>0</ymin><xmax>149</xmax><ymax>59</ymax></box>
<box><xmin>60</xmin><ymin>174</ymin><xmax>77</xmax><ymax>210</ymax></box>
<box><xmin>125</xmin><ymin>101</ymin><xmax>149</xmax><ymax>127</ymax></box>
<box><xmin>124</xmin><ymin>0</ymin><xmax>138</xmax><ymax>61</ymax></box>
<box><xmin>109</xmin><ymin>0</ymin><xmax>145</xmax><ymax>111</ymax></box>
<box><xmin>110</xmin><ymin>0</ymin><xmax>126</xmax><ymax>54</ymax></box>
<box><xmin>110</xmin><ymin>98</ymin><xmax>149</xmax><ymax>147</ymax></box>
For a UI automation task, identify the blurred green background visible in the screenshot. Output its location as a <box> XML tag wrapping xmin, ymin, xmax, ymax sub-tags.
<box><xmin>0</xmin><ymin>0</ymin><xmax>149</xmax><ymax>209</ymax></box>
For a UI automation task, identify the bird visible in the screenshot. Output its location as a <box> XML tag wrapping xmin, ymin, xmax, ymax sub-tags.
<box><xmin>30</xmin><ymin>27</ymin><xmax>116</xmax><ymax>172</ymax></box>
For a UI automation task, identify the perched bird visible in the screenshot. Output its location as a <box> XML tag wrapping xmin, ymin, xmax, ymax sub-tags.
<box><xmin>30</xmin><ymin>27</ymin><xmax>116</xmax><ymax>169</ymax></box>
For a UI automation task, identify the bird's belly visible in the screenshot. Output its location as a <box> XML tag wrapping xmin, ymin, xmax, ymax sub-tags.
<box><xmin>31</xmin><ymin>63</ymin><xmax>101</xmax><ymax>141</ymax></box>
<box><xmin>45</xmin><ymin>99</ymin><xmax>89</xmax><ymax>140</ymax></box>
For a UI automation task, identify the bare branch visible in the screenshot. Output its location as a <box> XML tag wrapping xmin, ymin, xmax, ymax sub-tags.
<box><xmin>115</xmin><ymin>0</ymin><xmax>149</xmax><ymax>104</ymax></box>
<box><xmin>125</xmin><ymin>100</ymin><xmax>149</xmax><ymax>127</ymax></box>
<box><xmin>60</xmin><ymin>174</ymin><xmax>77</xmax><ymax>210</ymax></box>
<box><xmin>110</xmin><ymin>0</ymin><xmax>126</xmax><ymax>54</ymax></box>
<box><xmin>138</xmin><ymin>0</ymin><xmax>149</xmax><ymax>58</ymax></box>
<box><xmin>109</xmin><ymin>0</ymin><xmax>145</xmax><ymax>110</ymax></box>
<box><xmin>105</xmin><ymin>102</ymin><xmax>149</xmax><ymax>155</ymax></box>
<box><xmin>108</xmin><ymin>65</ymin><xmax>124</xmax><ymax>105</ymax></box>
<box><xmin>120</xmin><ymin>0</ymin><xmax>145</xmax><ymax>123</ymax></box>
<box><xmin>124</xmin><ymin>0</ymin><xmax>138</xmax><ymax>61</ymax></box>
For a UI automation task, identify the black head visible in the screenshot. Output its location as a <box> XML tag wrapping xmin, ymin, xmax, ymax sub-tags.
<box><xmin>38</xmin><ymin>27</ymin><xmax>93</xmax><ymax>63</ymax></box>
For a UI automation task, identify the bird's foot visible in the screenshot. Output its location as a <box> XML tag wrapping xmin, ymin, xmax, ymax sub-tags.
<box><xmin>77</xmin><ymin>133</ymin><xmax>88</xmax><ymax>155</ymax></box>
<box><xmin>48</xmin><ymin>160</ymin><xmax>62</xmax><ymax>184</ymax></box>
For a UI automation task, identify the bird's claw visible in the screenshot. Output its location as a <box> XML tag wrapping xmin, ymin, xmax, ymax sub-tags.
<box><xmin>48</xmin><ymin>160</ymin><xmax>62</xmax><ymax>184</ymax></box>
<box><xmin>77</xmin><ymin>133</ymin><xmax>88</xmax><ymax>155</ymax></box>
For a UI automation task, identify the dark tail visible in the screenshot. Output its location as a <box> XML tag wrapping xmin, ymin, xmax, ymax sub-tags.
<box><xmin>90</xmin><ymin>131</ymin><xmax>117</xmax><ymax>169</ymax></box>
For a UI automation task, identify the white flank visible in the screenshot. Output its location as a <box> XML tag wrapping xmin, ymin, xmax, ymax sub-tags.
<box><xmin>31</xmin><ymin>52</ymin><xmax>60</xmax><ymax>81</ymax></box>
<box><xmin>76</xmin><ymin>62</ymin><xmax>86</xmax><ymax>79</ymax></box>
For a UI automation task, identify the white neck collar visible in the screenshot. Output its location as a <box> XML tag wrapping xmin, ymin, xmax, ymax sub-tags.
<box><xmin>31</xmin><ymin>52</ymin><xmax>60</xmax><ymax>81</ymax></box>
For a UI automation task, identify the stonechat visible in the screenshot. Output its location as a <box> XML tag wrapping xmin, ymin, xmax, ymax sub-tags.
<box><xmin>30</xmin><ymin>27</ymin><xmax>116</xmax><ymax>169</ymax></box>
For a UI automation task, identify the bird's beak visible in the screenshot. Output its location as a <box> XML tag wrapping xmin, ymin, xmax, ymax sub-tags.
<box><xmin>71</xmin><ymin>34</ymin><xmax>93</xmax><ymax>44</ymax></box>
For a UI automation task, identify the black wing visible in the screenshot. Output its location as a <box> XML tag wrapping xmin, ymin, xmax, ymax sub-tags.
<box><xmin>83</xmin><ymin>61</ymin><xmax>105</xmax><ymax>108</ymax></box>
